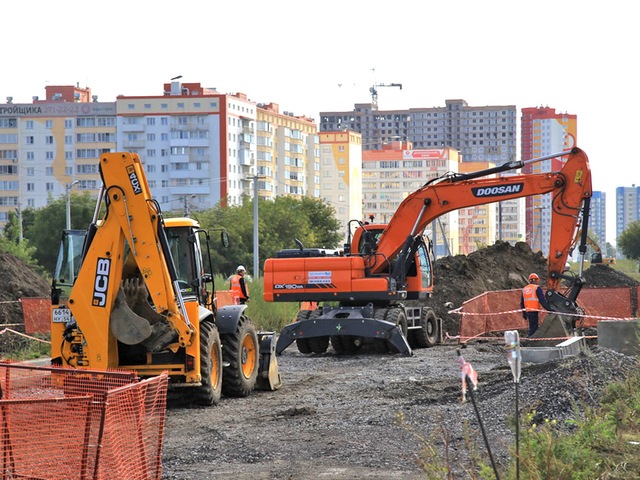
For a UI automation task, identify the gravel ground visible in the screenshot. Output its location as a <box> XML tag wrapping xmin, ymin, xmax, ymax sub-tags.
<box><xmin>161</xmin><ymin>340</ymin><xmax>637</xmax><ymax>480</ymax></box>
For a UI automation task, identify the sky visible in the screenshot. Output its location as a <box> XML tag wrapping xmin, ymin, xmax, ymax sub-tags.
<box><xmin>4</xmin><ymin>0</ymin><xmax>638</xmax><ymax>243</ymax></box>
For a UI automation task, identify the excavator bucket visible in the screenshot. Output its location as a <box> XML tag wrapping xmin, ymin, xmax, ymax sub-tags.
<box><xmin>110</xmin><ymin>287</ymin><xmax>152</xmax><ymax>345</ymax></box>
<box><xmin>256</xmin><ymin>332</ymin><xmax>282</xmax><ymax>390</ymax></box>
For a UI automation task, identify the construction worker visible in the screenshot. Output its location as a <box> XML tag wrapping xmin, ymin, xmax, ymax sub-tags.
<box><xmin>230</xmin><ymin>265</ymin><xmax>250</xmax><ymax>304</ymax></box>
<box><xmin>520</xmin><ymin>272</ymin><xmax>550</xmax><ymax>337</ymax></box>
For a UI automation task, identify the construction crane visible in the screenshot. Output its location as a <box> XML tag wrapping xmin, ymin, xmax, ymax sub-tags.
<box><xmin>369</xmin><ymin>82</ymin><xmax>402</xmax><ymax>106</ymax></box>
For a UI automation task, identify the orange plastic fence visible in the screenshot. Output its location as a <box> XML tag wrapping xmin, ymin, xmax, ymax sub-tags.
<box><xmin>215</xmin><ymin>289</ymin><xmax>239</xmax><ymax>308</ymax></box>
<box><xmin>18</xmin><ymin>297</ymin><xmax>50</xmax><ymax>334</ymax></box>
<box><xmin>0</xmin><ymin>363</ymin><xmax>168</xmax><ymax>480</ymax></box>
<box><xmin>458</xmin><ymin>286</ymin><xmax>638</xmax><ymax>340</ymax></box>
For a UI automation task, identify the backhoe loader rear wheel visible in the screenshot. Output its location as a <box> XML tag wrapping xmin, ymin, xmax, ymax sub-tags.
<box><xmin>410</xmin><ymin>307</ymin><xmax>438</xmax><ymax>348</ymax></box>
<box><xmin>193</xmin><ymin>320</ymin><xmax>223</xmax><ymax>406</ymax></box>
<box><xmin>221</xmin><ymin>315</ymin><xmax>259</xmax><ymax>397</ymax></box>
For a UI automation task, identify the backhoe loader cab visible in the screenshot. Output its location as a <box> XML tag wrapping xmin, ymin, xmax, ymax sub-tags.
<box><xmin>51</xmin><ymin>152</ymin><xmax>280</xmax><ymax>407</ymax></box>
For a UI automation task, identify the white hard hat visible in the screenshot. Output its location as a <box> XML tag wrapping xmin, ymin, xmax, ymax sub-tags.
<box><xmin>236</xmin><ymin>265</ymin><xmax>246</xmax><ymax>273</ymax></box>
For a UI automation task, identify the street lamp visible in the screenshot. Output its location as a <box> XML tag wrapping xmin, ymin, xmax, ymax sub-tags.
<box><xmin>66</xmin><ymin>180</ymin><xmax>80</xmax><ymax>230</ymax></box>
<box><xmin>246</xmin><ymin>174</ymin><xmax>266</xmax><ymax>280</ymax></box>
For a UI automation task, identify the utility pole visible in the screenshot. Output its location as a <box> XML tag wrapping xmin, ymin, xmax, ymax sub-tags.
<box><xmin>247</xmin><ymin>174</ymin><xmax>266</xmax><ymax>280</ymax></box>
<box><xmin>66</xmin><ymin>180</ymin><xmax>80</xmax><ymax>230</ymax></box>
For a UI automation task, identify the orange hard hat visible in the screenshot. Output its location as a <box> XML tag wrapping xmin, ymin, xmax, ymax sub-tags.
<box><xmin>528</xmin><ymin>273</ymin><xmax>539</xmax><ymax>281</ymax></box>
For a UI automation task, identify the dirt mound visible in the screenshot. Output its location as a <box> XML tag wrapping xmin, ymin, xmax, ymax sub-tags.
<box><xmin>582</xmin><ymin>263</ymin><xmax>639</xmax><ymax>287</ymax></box>
<box><xmin>0</xmin><ymin>252</ymin><xmax>50</xmax><ymax>325</ymax></box>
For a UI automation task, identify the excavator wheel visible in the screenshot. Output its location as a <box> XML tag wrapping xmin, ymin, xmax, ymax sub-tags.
<box><xmin>410</xmin><ymin>308</ymin><xmax>438</xmax><ymax>348</ymax></box>
<box><xmin>384</xmin><ymin>308</ymin><xmax>408</xmax><ymax>353</ymax></box>
<box><xmin>221</xmin><ymin>315</ymin><xmax>259</xmax><ymax>397</ymax></box>
<box><xmin>329</xmin><ymin>335</ymin><xmax>363</xmax><ymax>354</ymax></box>
<box><xmin>193</xmin><ymin>321</ymin><xmax>223</xmax><ymax>406</ymax></box>
<box><xmin>307</xmin><ymin>310</ymin><xmax>330</xmax><ymax>354</ymax></box>
<box><xmin>294</xmin><ymin>310</ymin><xmax>313</xmax><ymax>354</ymax></box>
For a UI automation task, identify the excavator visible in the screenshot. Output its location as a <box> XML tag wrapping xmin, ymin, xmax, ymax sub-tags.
<box><xmin>264</xmin><ymin>147</ymin><xmax>593</xmax><ymax>356</ymax></box>
<box><xmin>50</xmin><ymin>152</ymin><xmax>281</xmax><ymax>406</ymax></box>
<box><xmin>570</xmin><ymin>230</ymin><xmax>616</xmax><ymax>266</ymax></box>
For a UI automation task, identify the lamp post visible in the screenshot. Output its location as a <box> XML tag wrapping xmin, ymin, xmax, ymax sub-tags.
<box><xmin>66</xmin><ymin>180</ymin><xmax>80</xmax><ymax>230</ymax></box>
<box><xmin>246</xmin><ymin>174</ymin><xmax>265</xmax><ymax>280</ymax></box>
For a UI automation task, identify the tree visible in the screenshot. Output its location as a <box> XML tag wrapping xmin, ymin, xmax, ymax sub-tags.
<box><xmin>0</xmin><ymin>210</ymin><xmax>38</xmax><ymax>266</ymax></box>
<box><xmin>192</xmin><ymin>196</ymin><xmax>343</xmax><ymax>277</ymax></box>
<box><xmin>24</xmin><ymin>192</ymin><xmax>97</xmax><ymax>273</ymax></box>
<box><xmin>617</xmin><ymin>221</ymin><xmax>640</xmax><ymax>260</ymax></box>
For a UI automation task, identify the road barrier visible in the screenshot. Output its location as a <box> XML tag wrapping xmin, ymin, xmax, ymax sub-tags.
<box><xmin>455</xmin><ymin>286</ymin><xmax>639</xmax><ymax>340</ymax></box>
<box><xmin>0</xmin><ymin>363</ymin><xmax>168</xmax><ymax>480</ymax></box>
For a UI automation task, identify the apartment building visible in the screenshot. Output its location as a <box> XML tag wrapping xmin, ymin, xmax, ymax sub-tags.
<box><xmin>0</xmin><ymin>81</ymin><xmax>320</xmax><ymax>229</ymax></box>
<box><xmin>616</xmin><ymin>185</ymin><xmax>640</xmax><ymax>239</ymax></box>
<box><xmin>361</xmin><ymin>142</ymin><xmax>461</xmax><ymax>256</ymax></box>
<box><xmin>521</xmin><ymin>106</ymin><xmax>578</xmax><ymax>256</ymax></box>
<box><xmin>318</xmin><ymin>131</ymin><xmax>363</xmax><ymax>238</ymax></box>
<box><xmin>320</xmin><ymin>99</ymin><xmax>517</xmax><ymax>159</ymax></box>
<box><xmin>257</xmin><ymin>103</ymin><xmax>319</xmax><ymax>201</ymax></box>
<box><xmin>589</xmin><ymin>190</ymin><xmax>607</xmax><ymax>245</ymax></box>
<box><xmin>320</xmin><ymin>99</ymin><xmax>523</xmax><ymax>245</ymax></box>
<box><xmin>0</xmin><ymin>85</ymin><xmax>115</xmax><ymax>225</ymax></box>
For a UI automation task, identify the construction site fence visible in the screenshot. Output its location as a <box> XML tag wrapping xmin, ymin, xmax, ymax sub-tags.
<box><xmin>456</xmin><ymin>286</ymin><xmax>639</xmax><ymax>340</ymax></box>
<box><xmin>0</xmin><ymin>363</ymin><xmax>168</xmax><ymax>480</ymax></box>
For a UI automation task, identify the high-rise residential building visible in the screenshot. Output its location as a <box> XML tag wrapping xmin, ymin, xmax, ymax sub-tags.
<box><xmin>118</xmin><ymin>81</ymin><xmax>267</xmax><ymax>211</ymax></box>
<box><xmin>457</xmin><ymin>162</ymin><xmax>497</xmax><ymax>254</ymax></box>
<box><xmin>318</xmin><ymin>131</ymin><xmax>362</xmax><ymax>239</ymax></box>
<box><xmin>320</xmin><ymin>99</ymin><xmax>517</xmax><ymax>159</ymax></box>
<box><xmin>589</xmin><ymin>191</ymin><xmax>606</xmax><ymax>245</ymax></box>
<box><xmin>521</xmin><ymin>106</ymin><xmax>577</xmax><ymax>256</ymax></box>
<box><xmin>320</xmin><ymin>99</ymin><xmax>523</xmax><ymax>245</ymax></box>
<box><xmin>361</xmin><ymin>142</ymin><xmax>462</xmax><ymax>256</ymax></box>
<box><xmin>0</xmin><ymin>85</ymin><xmax>115</xmax><ymax>226</ymax></box>
<box><xmin>616</xmin><ymin>185</ymin><xmax>640</xmax><ymax>239</ymax></box>
<box><xmin>120</xmin><ymin>83</ymin><xmax>319</xmax><ymax>209</ymax></box>
<box><xmin>256</xmin><ymin>102</ymin><xmax>319</xmax><ymax>201</ymax></box>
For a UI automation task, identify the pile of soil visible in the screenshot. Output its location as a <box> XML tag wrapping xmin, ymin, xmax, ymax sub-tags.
<box><xmin>0</xmin><ymin>252</ymin><xmax>50</xmax><ymax>325</ymax></box>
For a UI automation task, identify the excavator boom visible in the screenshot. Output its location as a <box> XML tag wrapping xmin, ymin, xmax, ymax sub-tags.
<box><xmin>372</xmin><ymin>147</ymin><xmax>592</xmax><ymax>292</ymax></box>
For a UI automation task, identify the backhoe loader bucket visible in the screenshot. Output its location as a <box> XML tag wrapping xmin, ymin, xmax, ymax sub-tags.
<box><xmin>256</xmin><ymin>332</ymin><xmax>282</xmax><ymax>390</ymax></box>
<box><xmin>110</xmin><ymin>287</ymin><xmax>152</xmax><ymax>345</ymax></box>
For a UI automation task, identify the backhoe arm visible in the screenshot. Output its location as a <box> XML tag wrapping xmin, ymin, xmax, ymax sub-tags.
<box><xmin>67</xmin><ymin>153</ymin><xmax>193</xmax><ymax>368</ymax></box>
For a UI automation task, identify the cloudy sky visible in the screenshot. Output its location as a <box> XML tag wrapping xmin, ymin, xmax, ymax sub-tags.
<box><xmin>5</xmin><ymin>0</ymin><xmax>637</xmax><ymax>241</ymax></box>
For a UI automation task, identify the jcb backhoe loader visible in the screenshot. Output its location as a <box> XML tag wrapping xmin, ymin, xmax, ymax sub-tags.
<box><xmin>264</xmin><ymin>147</ymin><xmax>593</xmax><ymax>356</ymax></box>
<box><xmin>50</xmin><ymin>152</ymin><xmax>281</xmax><ymax>406</ymax></box>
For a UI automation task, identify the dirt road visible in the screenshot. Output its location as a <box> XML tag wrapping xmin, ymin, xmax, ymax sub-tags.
<box><xmin>161</xmin><ymin>341</ymin><xmax>636</xmax><ymax>480</ymax></box>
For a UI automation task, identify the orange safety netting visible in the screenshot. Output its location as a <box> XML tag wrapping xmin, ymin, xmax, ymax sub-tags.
<box><xmin>457</xmin><ymin>286</ymin><xmax>637</xmax><ymax>340</ymax></box>
<box><xmin>18</xmin><ymin>298</ymin><xmax>50</xmax><ymax>334</ymax></box>
<box><xmin>0</xmin><ymin>363</ymin><xmax>167</xmax><ymax>480</ymax></box>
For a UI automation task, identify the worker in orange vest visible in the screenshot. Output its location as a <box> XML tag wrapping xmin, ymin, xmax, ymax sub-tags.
<box><xmin>230</xmin><ymin>265</ymin><xmax>250</xmax><ymax>304</ymax></box>
<box><xmin>520</xmin><ymin>272</ymin><xmax>550</xmax><ymax>336</ymax></box>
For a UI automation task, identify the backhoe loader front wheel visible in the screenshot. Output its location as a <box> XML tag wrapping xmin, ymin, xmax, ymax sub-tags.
<box><xmin>193</xmin><ymin>321</ymin><xmax>223</xmax><ymax>406</ymax></box>
<box><xmin>221</xmin><ymin>315</ymin><xmax>259</xmax><ymax>397</ymax></box>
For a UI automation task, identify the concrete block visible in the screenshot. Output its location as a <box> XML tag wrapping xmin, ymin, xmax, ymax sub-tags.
<box><xmin>556</xmin><ymin>336</ymin><xmax>586</xmax><ymax>358</ymax></box>
<box><xmin>521</xmin><ymin>346</ymin><xmax>561</xmax><ymax>364</ymax></box>
<box><xmin>598</xmin><ymin>320</ymin><xmax>640</xmax><ymax>356</ymax></box>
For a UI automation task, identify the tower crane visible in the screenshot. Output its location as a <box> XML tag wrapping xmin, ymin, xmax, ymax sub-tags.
<box><xmin>369</xmin><ymin>82</ymin><xmax>402</xmax><ymax>106</ymax></box>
